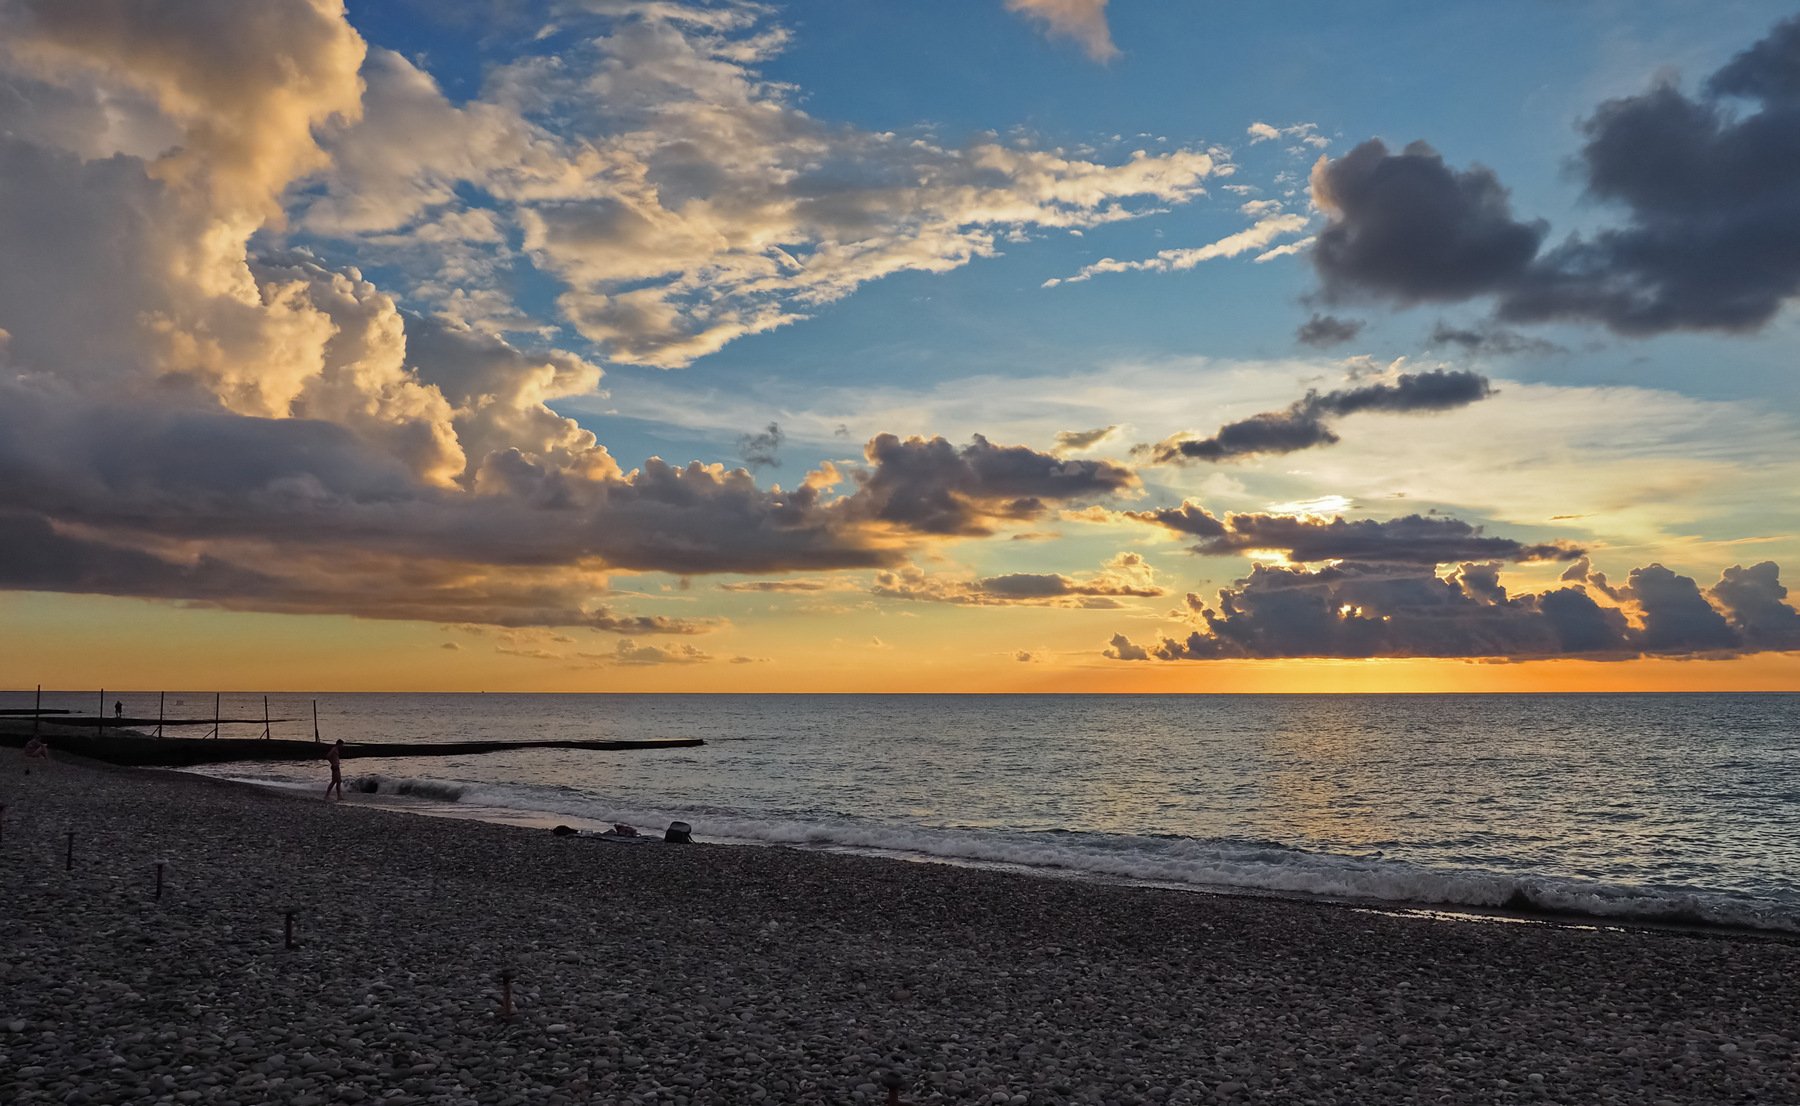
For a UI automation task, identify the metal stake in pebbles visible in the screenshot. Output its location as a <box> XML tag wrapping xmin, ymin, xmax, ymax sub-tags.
<box><xmin>154</xmin><ymin>860</ymin><xmax>166</xmax><ymax>900</ymax></box>
<box><xmin>499</xmin><ymin>969</ymin><xmax>515</xmax><ymax>1020</ymax></box>
<box><xmin>285</xmin><ymin>910</ymin><xmax>298</xmax><ymax>950</ymax></box>
<box><xmin>881</xmin><ymin>1070</ymin><xmax>906</xmax><ymax>1106</ymax></box>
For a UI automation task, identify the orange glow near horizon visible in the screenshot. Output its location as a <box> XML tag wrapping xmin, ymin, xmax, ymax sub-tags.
<box><xmin>3</xmin><ymin>592</ymin><xmax>1796</xmax><ymax>695</ymax></box>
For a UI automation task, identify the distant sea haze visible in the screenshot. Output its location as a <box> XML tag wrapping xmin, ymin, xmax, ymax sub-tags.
<box><xmin>17</xmin><ymin>691</ymin><xmax>1798</xmax><ymax>932</ymax></box>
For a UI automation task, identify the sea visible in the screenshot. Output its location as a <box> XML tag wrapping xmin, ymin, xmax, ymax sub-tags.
<box><xmin>13</xmin><ymin>691</ymin><xmax>1800</xmax><ymax>933</ymax></box>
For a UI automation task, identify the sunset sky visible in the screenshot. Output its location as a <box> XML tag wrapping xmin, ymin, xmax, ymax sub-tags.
<box><xmin>2</xmin><ymin>0</ymin><xmax>1797</xmax><ymax>692</ymax></box>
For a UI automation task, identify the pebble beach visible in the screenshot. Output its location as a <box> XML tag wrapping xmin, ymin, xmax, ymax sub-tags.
<box><xmin>4</xmin><ymin>750</ymin><xmax>1798</xmax><ymax>1106</ymax></box>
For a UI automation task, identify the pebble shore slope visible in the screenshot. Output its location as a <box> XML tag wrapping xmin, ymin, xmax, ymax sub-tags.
<box><xmin>3</xmin><ymin>754</ymin><xmax>1798</xmax><ymax>1105</ymax></box>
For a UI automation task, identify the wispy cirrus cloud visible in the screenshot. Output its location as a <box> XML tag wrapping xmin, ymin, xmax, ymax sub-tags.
<box><xmin>297</xmin><ymin>2</ymin><xmax>1215</xmax><ymax>367</ymax></box>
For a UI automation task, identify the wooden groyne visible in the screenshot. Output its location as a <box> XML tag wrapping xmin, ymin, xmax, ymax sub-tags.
<box><xmin>0</xmin><ymin>726</ymin><xmax>704</xmax><ymax>768</ymax></box>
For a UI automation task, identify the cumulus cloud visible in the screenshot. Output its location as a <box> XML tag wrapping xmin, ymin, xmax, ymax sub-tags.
<box><xmin>1309</xmin><ymin>139</ymin><xmax>1546</xmax><ymax>305</ymax></box>
<box><xmin>1004</xmin><ymin>0</ymin><xmax>1118</xmax><ymax>62</ymax></box>
<box><xmin>1141</xmin><ymin>368</ymin><xmax>1492</xmax><ymax>464</ymax></box>
<box><xmin>846</xmin><ymin>433</ymin><xmax>1138</xmax><ymax>537</ymax></box>
<box><xmin>0</xmin><ymin>2</ymin><xmax>1165</xmax><ymax>632</ymax></box>
<box><xmin>874</xmin><ymin>551</ymin><xmax>1163</xmax><ymax>608</ymax></box>
<box><xmin>299</xmin><ymin>2</ymin><xmax>1212</xmax><ymax>366</ymax></box>
<box><xmin>1308</xmin><ymin>17</ymin><xmax>1800</xmax><ymax>336</ymax></box>
<box><xmin>1295</xmin><ymin>313</ymin><xmax>1364</xmax><ymax>348</ymax></box>
<box><xmin>1106</xmin><ymin>558</ymin><xmax>1800</xmax><ymax>661</ymax></box>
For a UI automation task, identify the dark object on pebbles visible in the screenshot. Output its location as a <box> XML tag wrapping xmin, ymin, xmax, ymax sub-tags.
<box><xmin>665</xmin><ymin>821</ymin><xmax>693</xmax><ymax>844</ymax></box>
<box><xmin>551</xmin><ymin>825</ymin><xmax>578</xmax><ymax>837</ymax></box>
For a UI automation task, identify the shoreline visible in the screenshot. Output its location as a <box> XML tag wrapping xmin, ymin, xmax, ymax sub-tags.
<box><xmin>6</xmin><ymin>754</ymin><xmax>1800</xmax><ymax>1104</ymax></box>
<box><xmin>215</xmin><ymin>761</ymin><xmax>1800</xmax><ymax>944</ymax></box>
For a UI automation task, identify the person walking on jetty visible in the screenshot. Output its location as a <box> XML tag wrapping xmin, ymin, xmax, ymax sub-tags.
<box><xmin>324</xmin><ymin>738</ymin><xmax>345</xmax><ymax>801</ymax></box>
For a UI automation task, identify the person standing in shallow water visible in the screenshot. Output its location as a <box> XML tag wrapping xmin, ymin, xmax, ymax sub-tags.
<box><xmin>324</xmin><ymin>738</ymin><xmax>345</xmax><ymax>801</ymax></box>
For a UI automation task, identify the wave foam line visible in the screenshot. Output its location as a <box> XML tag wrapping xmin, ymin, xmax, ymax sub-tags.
<box><xmin>328</xmin><ymin>777</ymin><xmax>1800</xmax><ymax>935</ymax></box>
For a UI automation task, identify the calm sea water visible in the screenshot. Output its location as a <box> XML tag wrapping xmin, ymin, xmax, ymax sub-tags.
<box><xmin>13</xmin><ymin>691</ymin><xmax>1800</xmax><ymax>931</ymax></box>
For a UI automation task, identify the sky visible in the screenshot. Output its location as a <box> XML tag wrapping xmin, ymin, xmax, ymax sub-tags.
<box><xmin>1</xmin><ymin>0</ymin><xmax>1798</xmax><ymax>693</ymax></box>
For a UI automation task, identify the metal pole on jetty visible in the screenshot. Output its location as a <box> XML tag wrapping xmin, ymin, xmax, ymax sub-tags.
<box><xmin>262</xmin><ymin>696</ymin><xmax>271</xmax><ymax>740</ymax></box>
<box><xmin>32</xmin><ymin>685</ymin><xmax>40</xmax><ymax>739</ymax></box>
<box><xmin>210</xmin><ymin>692</ymin><xmax>220</xmax><ymax>740</ymax></box>
<box><xmin>98</xmin><ymin>688</ymin><xmax>105</xmax><ymax>732</ymax></box>
<box><xmin>156</xmin><ymin>692</ymin><xmax>164</xmax><ymax>739</ymax></box>
<box><xmin>312</xmin><ymin>699</ymin><xmax>320</xmax><ymax>744</ymax></box>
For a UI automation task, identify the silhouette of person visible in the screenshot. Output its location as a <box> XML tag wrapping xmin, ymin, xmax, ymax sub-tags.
<box><xmin>324</xmin><ymin>738</ymin><xmax>345</xmax><ymax>801</ymax></box>
<box><xmin>114</xmin><ymin>701</ymin><xmax>122</xmax><ymax>718</ymax></box>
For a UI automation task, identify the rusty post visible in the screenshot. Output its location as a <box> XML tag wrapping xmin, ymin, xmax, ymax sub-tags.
<box><xmin>155</xmin><ymin>861</ymin><xmax>165</xmax><ymax>901</ymax></box>
<box><xmin>881</xmin><ymin>1069</ymin><xmax>904</xmax><ymax>1106</ymax></box>
<box><xmin>98</xmin><ymin>688</ymin><xmax>105</xmax><ymax>732</ymax></box>
<box><xmin>211</xmin><ymin>692</ymin><xmax>220</xmax><ymax>740</ymax></box>
<box><xmin>285</xmin><ymin>911</ymin><xmax>297</xmax><ymax>950</ymax></box>
<box><xmin>313</xmin><ymin>699</ymin><xmax>321</xmax><ymax>744</ymax></box>
<box><xmin>157</xmin><ymin>691</ymin><xmax>165</xmax><ymax>739</ymax></box>
<box><xmin>262</xmin><ymin>695</ymin><xmax>271</xmax><ymax>740</ymax></box>
<box><xmin>499</xmin><ymin>970</ymin><xmax>515</xmax><ymax>1020</ymax></box>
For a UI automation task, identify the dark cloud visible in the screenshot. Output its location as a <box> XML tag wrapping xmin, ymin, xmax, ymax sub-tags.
<box><xmin>1295</xmin><ymin>313</ymin><xmax>1365</xmax><ymax>348</ymax></box>
<box><xmin>0</xmin><ymin>379</ymin><xmax>1144</xmax><ymax>625</ymax></box>
<box><xmin>851</xmin><ymin>433</ymin><xmax>1138</xmax><ymax>536</ymax></box>
<box><xmin>1052</xmin><ymin>425</ymin><xmax>1119</xmax><ymax>454</ymax></box>
<box><xmin>1428</xmin><ymin>321</ymin><xmax>1564</xmax><ymax>357</ymax></box>
<box><xmin>1309</xmin><ymin>139</ymin><xmax>1546</xmax><ymax>304</ymax></box>
<box><xmin>1106</xmin><ymin>559</ymin><xmax>1800</xmax><ymax>661</ymax></box>
<box><xmin>1310</xmin><ymin>18</ymin><xmax>1800</xmax><ymax>336</ymax></box>
<box><xmin>1710</xmin><ymin>561</ymin><xmax>1800</xmax><ymax>649</ymax></box>
<box><xmin>1188</xmin><ymin>512</ymin><xmax>1580</xmax><ymax>565</ymax></box>
<box><xmin>1123</xmin><ymin>504</ymin><xmax>1582</xmax><ymax>566</ymax></box>
<box><xmin>873</xmin><ymin>553</ymin><xmax>1162</xmax><ymax>608</ymax></box>
<box><xmin>1142</xmin><ymin>369</ymin><xmax>1493</xmax><ymax>464</ymax></box>
<box><xmin>738</xmin><ymin>421</ymin><xmax>784</xmax><ymax>470</ymax></box>
<box><xmin>1120</xmin><ymin>501</ymin><xmax>1227</xmax><ymax>537</ymax></box>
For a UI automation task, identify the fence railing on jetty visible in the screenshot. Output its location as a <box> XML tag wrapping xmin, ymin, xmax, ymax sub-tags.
<box><xmin>1</xmin><ymin>685</ymin><xmax>703</xmax><ymax>767</ymax></box>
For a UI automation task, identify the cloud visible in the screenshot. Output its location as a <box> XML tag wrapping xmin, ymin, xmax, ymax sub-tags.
<box><xmin>873</xmin><ymin>552</ymin><xmax>1163</xmax><ymax>608</ymax></box>
<box><xmin>1122</xmin><ymin>505</ymin><xmax>1581</xmax><ymax>566</ymax></box>
<box><xmin>590</xmin><ymin>639</ymin><xmax>712</xmax><ymax>666</ymax></box>
<box><xmin>1247</xmin><ymin>121</ymin><xmax>1329</xmax><ymax>149</ymax></box>
<box><xmin>1052</xmin><ymin>425</ymin><xmax>1120</xmax><ymax>454</ymax></box>
<box><xmin>1142</xmin><ymin>367</ymin><xmax>1492</xmax><ymax>464</ymax></box>
<box><xmin>1106</xmin><ymin>558</ymin><xmax>1800</xmax><ymax>661</ymax></box>
<box><xmin>1309</xmin><ymin>139</ymin><xmax>1547</xmax><ymax>305</ymax></box>
<box><xmin>1498</xmin><ymin>16</ymin><xmax>1800</xmax><ymax>334</ymax></box>
<box><xmin>297</xmin><ymin>3</ymin><xmax>1211</xmax><ymax>366</ymax></box>
<box><xmin>1004</xmin><ymin>0</ymin><xmax>1118</xmax><ymax>62</ymax></box>
<box><xmin>1427</xmin><ymin>321</ymin><xmax>1564</xmax><ymax>358</ymax></box>
<box><xmin>738</xmin><ymin>421</ymin><xmax>784</xmax><ymax>470</ymax></box>
<box><xmin>1295</xmin><ymin>313</ymin><xmax>1364</xmax><ymax>348</ymax></box>
<box><xmin>1047</xmin><ymin>209</ymin><xmax>1309</xmax><ymax>286</ymax></box>
<box><xmin>1309</xmin><ymin>17</ymin><xmax>1800</xmax><ymax>336</ymax></box>
<box><xmin>847</xmin><ymin>433</ymin><xmax>1139</xmax><ymax>536</ymax></box>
